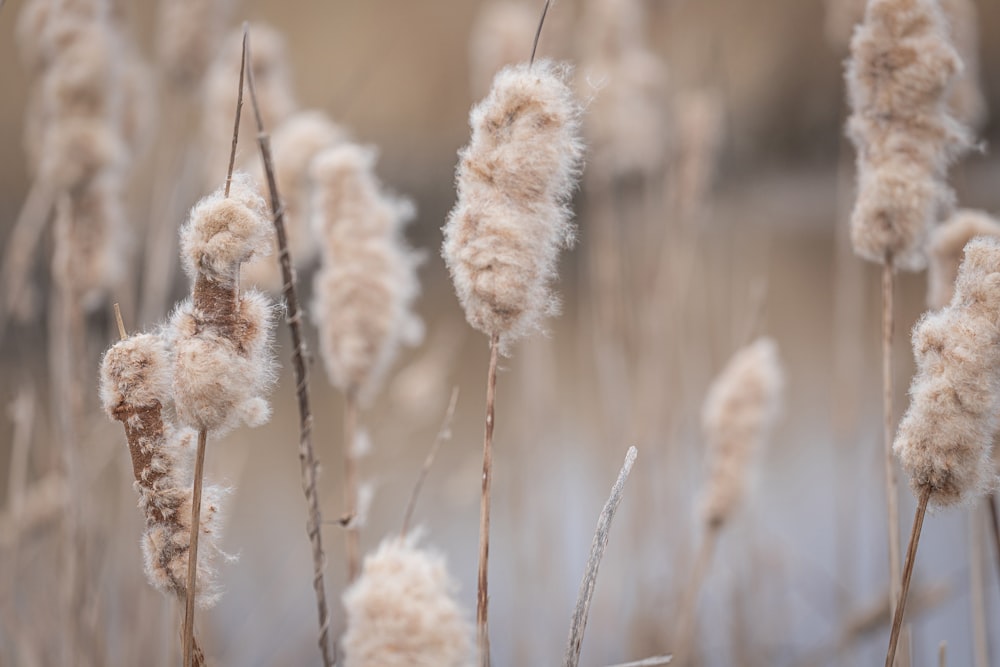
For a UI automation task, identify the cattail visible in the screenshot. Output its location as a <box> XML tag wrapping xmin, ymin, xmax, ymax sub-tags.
<box><xmin>926</xmin><ymin>210</ymin><xmax>1000</xmax><ymax>309</ymax></box>
<box><xmin>700</xmin><ymin>337</ymin><xmax>784</xmax><ymax>529</ymax></box>
<box><xmin>311</xmin><ymin>143</ymin><xmax>423</xmax><ymax>401</ymax></box>
<box><xmin>342</xmin><ymin>536</ymin><xmax>473</xmax><ymax>667</ymax></box>
<box><xmin>939</xmin><ymin>0</ymin><xmax>987</xmax><ymax>131</ymax></box>
<box><xmin>468</xmin><ymin>1</ymin><xmax>537</xmax><ymax>98</ymax></box>
<box><xmin>577</xmin><ymin>0</ymin><xmax>669</xmax><ymax>181</ymax></box>
<box><xmin>895</xmin><ymin>237</ymin><xmax>1000</xmax><ymax>507</ymax></box>
<box><xmin>242</xmin><ymin>110</ymin><xmax>347</xmax><ymax>292</ymax></box>
<box><xmin>156</xmin><ymin>0</ymin><xmax>231</xmax><ymax>90</ymax></box>
<box><xmin>170</xmin><ymin>173</ymin><xmax>276</xmax><ymax>435</ymax></box>
<box><xmin>99</xmin><ymin>332</ymin><xmax>230</xmax><ymax>606</ymax></box>
<box><xmin>202</xmin><ymin>24</ymin><xmax>296</xmax><ymax>188</ymax></box>
<box><xmin>442</xmin><ymin>60</ymin><xmax>584</xmax><ymax>352</ymax></box>
<box><xmin>845</xmin><ymin>0</ymin><xmax>974</xmax><ymax>270</ymax></box>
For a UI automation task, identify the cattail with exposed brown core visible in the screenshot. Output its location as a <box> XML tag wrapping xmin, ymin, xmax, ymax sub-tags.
<box><xmin>311</xmin><ymin>143</ymin><xmax>423</xmax><ymax>401</ymax></box>
<box><xmin>674</xmin><ymin>338</ymin><xmax>783</xmax><ymax>667</ymax></box>
<box><xmin>886</xmin><ymin>236</ymin><xmax>1000</xmax><ymax>666</ymax></box>
<box><xmin>202</xmin><ymin>25</ymin><xmax>296</xmax><ymax>188</ymax></box>
<box><xmin>242</xmin><ymin>110</ymin><xmax>347</xmax><ymax>292</ymax></box>
<box><xmin>171</xmin><ymin>173</ymin><xmax>276</xmax><ymax>435</ymax></box>
<box><xmin>927</xmin><ymin>210</ymin><xmax>1000</xmax><ymax>309</ymax></box>
<box><xmin>442</xmin><ymin>55</ymin><xmax>584</xmax><ymax>667</ymax></box>
<box><xmin>442</xmin><ymin>60</ymin><xmax>584</xmax><ymax>352</ymax></box>
<box><xmin>846</xmin><ymin>0</ymin><xmax>973</xmax><ymax>270</ymax></box>
<box><xmin>99</xmin><ymin>332</ymin><xmax>231</xmax><ymax>607</ymax></box>
<box><xmin>342</xmin><ymin>536</ymin><xmax>473</xmax><ymax>667</ymax></box>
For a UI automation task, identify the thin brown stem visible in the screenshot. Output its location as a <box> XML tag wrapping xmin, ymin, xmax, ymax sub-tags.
<box><xmin>672</xmin><ymin>526</ymin><xmax>720</xmax><ymax>667</ymax></box>
<box><xmin>938</xmin><ymin>641</ymin><xmax>946</xmax><ymax>667</ymax></box>
<box><xmin>478</xmin><ymin>333</ymin><xmax>500</xmax><ymax>667</ymax></box>
<box><xmin>182</xmin><ymin>429</ymin><xmax>208</xmax><ymax>667</ymax></box>
<box><xmin>225</xmin><ymin>29</ymin><xmax>248</xmax><ymax>198</ymax></box>
<box><xmin>563</xmin><ymin>446</ymin><xmax>638</xmax><ymax>667</ymax></box>
<box><xmin>113</xmin><ymin>303</ymin><xmax>127</xmax><ymax>340</ymax></box>
<box><xmin>343</xmin><ymin>391</ymin><xmax>361</xmax><ymax>583</ymax></box>
<box><xmin>401</xmin><ymin>387</ymin><xmax>460</xmax><ymax>537</ymax></box>
<box><xmin>987</xmin><ymin>495</ymin><xmax>1000</xmax><ymax>598</ymax></box>
<box><xmin>881</xmin><ymin>258</ymin><xmax>903</xmax><ymax>640</ymax></box>
<box><xmin>530</xmin><ymin>0</ymin><xmax>551</xmax><ymax>66</ymax></box>
<box><xmin>603</xmin><ymin>657</ymin><xmax>672</xmax><ymax>667</ymax></box>
<box><xmin>244</xmin><ymin>25</ymin><xmax>334</xmax><ymax>667</ymax></box>
<box><xmin>885</xmin><ymin>486</ymin><xmax>931</xmax><ymax>667</ymax></box>
<box><xmin>969</xmin><ymin>507</ymin><xmax>990</xmax><ymax>667</ymax></box>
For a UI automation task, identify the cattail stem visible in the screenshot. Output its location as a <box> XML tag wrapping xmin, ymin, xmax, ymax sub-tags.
<box><xmin>939</xmin><ymin>641</ymin><xmax>947</xmax><ymax>667</ymax></box>
<box><xmin>401</xmin><ymin>387</ymin><xmax>460</xmax><ymax>537</ymax></box>
<box><xmin>881</xmin><ymin>258</ymin><xmax>903</xmax><ymax>626</ymax></box>
<box><xmin>344</xmin><ymin>390</ymin><xmax>360</xmax><ymax>583</ymax></box>
<box><xmin>224</xmin><ymin>30</ymin><xmax>247</xmax><ymax>198</ymax></box>
<box><xmin>244</xmin><ymin>26</ymin><xmax>335</xmax><ymax>667</ymax></box>
<box><xmin>182</xmin><ymin>428</ymin><xmax>208</xmax><ymax>667</ymax></box>
<box><xmin>970</xmin><ymin>507</ymin><xmax>990</xmax><ymax>667</ymax></box>
<box><xmin>886</xmin><ymin>486</ymin><xmax>931</xmax><ymax>667</ymax></box>
<box><xmin>563</xmin><ymin>446</ymin><xmax>638</xmax><ymax>667</ymax></box>
<box><xmin>987</xmin><ymin>495</ymin><xmax>1000</xmax><ymax>597</ymax></box>
<box><xmin>672</xmin><ymin>526</ymin><xmax>719</xmax><ymax>667</ymax></box>
<box><xmin>477</xmin><ymin>332</ymin><xmax>500</xmax><ymax>667</ymax></box>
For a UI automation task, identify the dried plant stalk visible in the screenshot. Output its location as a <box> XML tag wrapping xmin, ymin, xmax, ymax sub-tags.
<box><xmin>563</xmin><ymin>446</ymin><xmax>638</xmax><ymax>667</ymax></box>
<box><xmin>244</xmin><ymin>26</ymin><xmax>335</xmax><ymax>667</ymax></box>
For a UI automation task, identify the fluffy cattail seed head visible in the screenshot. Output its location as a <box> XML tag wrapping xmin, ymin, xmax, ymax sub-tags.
<box><xmin>311</xmin><ymin>143</ymin><xmax>423</xmax><ymax>401</ymax></box>
<box><xmin>895</xmin><ymin>237</ymin><xmax>1000</xmax><ymax>506</ymax></box>
<box><xmin>700</xmin><ymin>337</ymin><xmax>784</xmax><ymax>529</ymax></box>
<box><xmin>845</xmin><ymin>0</ymin><xmax>974</xmax><ymax>270</ymax></box>
<box><xmin>927</xmin><ymin>209</ymin><xmax>1000</xmax><ymax>309</ymax></box>
<box><xmin>442</xmin><ymin>61</ymin><xmax>584</xmax><ymax>351</ymax></box>
<box><xmin>342</xmin><ymin>536</ymin><xmax>473</xmax><ymax>667</ymax></box>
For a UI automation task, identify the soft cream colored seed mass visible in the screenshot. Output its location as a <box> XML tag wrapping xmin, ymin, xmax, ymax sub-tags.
<box><xmin>700</xmin><ymin>337</ymin><xmax>784</xmax><ymax>528</ymax></box>
<box><xmin>845</xmin><ymin>0</ymin><xmax>973</xmax><ymax>270</ymax></box>
<box><xmin>895</xmin><ymin>237</ymin><xmax>1000</xmax><ymax>506</ymax></box>
<box><xmin>927</xmin><ymin>210</ymin><xmax>1000</xmax><ymax>309</ymax></box>
<box><xmin>442</xmin><ymin>60</ymin><xmax>583</xmax><ymax>351</ymax></box>
<box><xmin>342</xmin><ymin>537</ymin><xmax>473</xmax><ymax>667</ymax></box>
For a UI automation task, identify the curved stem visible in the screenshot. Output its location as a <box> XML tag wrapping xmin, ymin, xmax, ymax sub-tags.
<box><xmin>881</xmin><ymin>258</ymin><xmax>904</xmax><ymax>656</ymax></box>
<box><xmin>182</xmin><ymin>429</ymin><xmax>208</xmax><ymax>667</ymax></box>
<box><xmin>885</xmin><ymin>486</ymin><xmax>931</xmax><ymax>667</ymax></box>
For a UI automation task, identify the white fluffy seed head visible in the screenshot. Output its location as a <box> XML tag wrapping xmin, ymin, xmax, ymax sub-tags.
<box><xmin>845</xmin><ymin>0</ymin><xmax>974</xmax><ymax>271</ymax></box>
<box><xmin>168</xmin><ymin>290</ymin><xmax>276</xmax><ymax>435</ymax></box>
<box><xmin>927</xmin><ymin>210</ymin><xmax>1000</xmax><ymax>309</ymax></box>
<box><xmin>442</xmin><ymin>60</ymin><xmax>584</xmax><ymax>352</ymax></box>
<box><xmin>100</xmin><ymin>332</ymin><xmax>173</xmax><ymax>418</ymax></box>
<box><xmin>895</xmin><ymin>237</ymin><xmax>1000</xmax><ymax>507</ymax></box>
<box><xmin>700</xmin><ymin>337</ymin><xmax>784</xmax><ymax>529</ymax></box>
<box><xmin>180</xmin><ymin>173</ymin><xmax>272</xmax><ymax>286</ymax></box>
<box><xmin>311</xmin><ymin>143</ymin><xmax>424</xmax><ymax>402</ymax></box>
<box><xmin>342</xmin><ymin>536</ymin><xmax>473</xmax><ymax>667</ymax></box>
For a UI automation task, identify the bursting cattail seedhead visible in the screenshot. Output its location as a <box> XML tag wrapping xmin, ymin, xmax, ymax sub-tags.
<box><xmin>895</xmin><ymin>237</ymin><xmax>1000</xmax><ymax>506</ymax></box>
<box><xmin>700</xmin><ymin>337</ymin><xmax>784</xmax><ymax>529</ymax></box>
<box><xmin>342</xmin><ymin>536</ymin><xmax>473</xmax><ymax>667</ymax></box>
<box><xmin>442</xmin><ymin>60</ymin><xmax>584</xmax><ymax>351</ymax></box>
<box><xmin>311</xmin><ymin>143</ymin><xmax>423</xmax><ymax>401</ymax></box>
<box><xmin>927</xmin><ymin>209</ymin><xmax>1000</xmax><ymax>309</ymax></box>
<box><xmin>845</xmin><ymin>0</ymin><xmax>974</xmax><ymax>270</ymax></box>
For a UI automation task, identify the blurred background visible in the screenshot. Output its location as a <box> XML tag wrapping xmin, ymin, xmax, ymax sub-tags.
<box><xmin>2</xmin><ymin>0</ymin><xmax>1000</xmax><ymax>665</ymax></box>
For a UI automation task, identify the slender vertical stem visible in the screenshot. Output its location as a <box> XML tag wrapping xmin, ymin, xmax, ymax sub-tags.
<box><xmin>244</xmin><ymin>26</ymin><xmax>334</xmax><ymax>667</ymax></box>
<box><xmin>478</xmin><ymin>333</ymin><xmax>500</xmax><ymax>667</ymax></box>
<box><xmin>987</xmin><ymin>495</ymin><xmax>1000</xmax><ymax>597</ymax></box>
<box><xmin>881</xmin><ymin>258</ymin><xmax>904</xmax><ymax>650</ymax></box>
<box><xmin>563</xmin><ymin>447</ymin><xmax>638</xmax><ymax>667</ymax></box>
<box><xmin>182</xmin><ymin>429</ymin><xmax>208</xmax><ymax>667</ymax></box>
<box><xmin>343</xmin><ymin>391</ymin><xmax>361</xmax><ymax>583</ymax></box>
<box><xmin>969</xmin><ymin>507</ymin><xmax>990</xmax><ymax>667</ymax></box>
<box><xmin>885</xmin><ymin>486</ymin><xmax>931</xmax><ymax>667</ymax></box>
<box><xmin>938</xmin><ymin>641</ymin><xmax>947</xmax><ymax>667</ymax></box>
<box><xmin>672</xmin><ymin>526</ymin><xmax>719</xmax><ymax>667</ymax></box>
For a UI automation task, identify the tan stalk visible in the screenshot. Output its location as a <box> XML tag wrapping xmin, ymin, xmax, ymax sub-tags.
<box><xmin>343</xmin><ymin>390</ymin><xmax>360</xmax><ymax>582</ymax></box>
<box><xmin>885</xmin><ymin>486</ymin><xmax>931</xmax><ymax>667</ymax></box>
<box><xmin>988</xmin><ymin>495</ymin><xmax>1000</xmax><ymax>594</ymax></box>
<box><xmin>244</xmin><ymin>25</ymin><xmax>335</xmax><ymax>667</ymax></box>
<box><xmin>477</xmin><ymin>332</ymin><xmax>500</xmax><ymax>667</ymax></box>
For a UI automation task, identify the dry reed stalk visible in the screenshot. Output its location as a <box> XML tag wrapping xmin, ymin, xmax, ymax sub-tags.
<box><xmin>881</xmin><ymin>258</ymin><xmax>903</xmax><ymax>635</ymax></box>
<box><xmin>969</xmin><ymin>507</ymin><xmax>989</xmax><ymax>667</ymax></box>
<box><xmin>477</xmin><ymin>333</ymin><xmax>500</xmax><ymax>666</ymax></box>
<box><xmin>401</xmin><ymin>387</ymin><xmax>460</xmax><ymax>537</ymax></box>
<box><xmin>602</xmin><ymin>657</ymin><xmax>672</xmax><ymax>667</ymax></box>
<box><xmin>885</xmin><ymin>487</ymin><xmax>930</xmax><ymax>667</ymax></box>
<box><xmin>563</xmin><ymin>446</ymin><xmax>638</xmax><ymax>667</ymax></box>
<box><xmin>244</xmin><ymin>27</ymin><xmax>335</xmax><ymax>667</ymax></box>
<box><xmin>343</xmin><ymin>391</ymin><xmax>361</xmax><ymax>582</ymax></box>
<box><xmin>989</xmin><ymin>495</ymin><xmax>1000</xmax><ymax>593</ymax></box>
<box><xmin>939</xmin><ymin>641</ymin><xmax>946</xmax><ymax>667</ymax></box>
